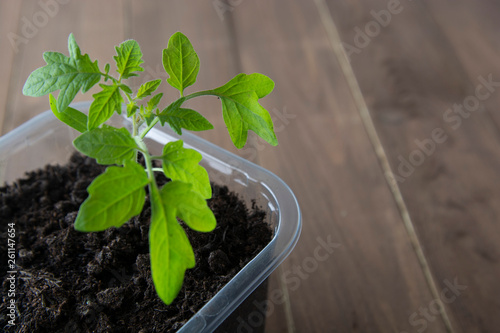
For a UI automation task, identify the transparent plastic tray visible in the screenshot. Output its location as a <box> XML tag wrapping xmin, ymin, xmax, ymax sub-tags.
<box><xmin>0</xmin><ymin>102</ymin><xmax>301</xmax><ymax>332</ymax></box>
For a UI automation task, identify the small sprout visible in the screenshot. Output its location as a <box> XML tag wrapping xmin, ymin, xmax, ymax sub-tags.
<box><xmin>23</xmin><ymin>32</ymin><xmax>277</xmax><ymax>304</ymax></box>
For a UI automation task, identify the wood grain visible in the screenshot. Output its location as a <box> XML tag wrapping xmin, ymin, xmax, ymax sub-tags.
<box><xmin>230</xmin><ymin>0</ymin><xmax>445</xmax><ymax>332</ymax></box>
<box><xmin>425</xmin><ymin>0</ymin><xmax>500</xmax><ymax>131</ymax></box>
<box><xmin>0</xmin><ymin>1</ymin><xmax>23</xmax><ymax>135</ymax></box>
<box><xmin>326</xmin><ymin>0</ymin><xmax>500</xmax><ymax>332</ymax></box>
<box><xmin>1</xmin><ymin>0</ymin><xmax>125</xmax><ymax>134</ymax></box>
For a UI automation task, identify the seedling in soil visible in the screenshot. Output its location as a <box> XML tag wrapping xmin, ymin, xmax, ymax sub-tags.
<box><xmin>22</xmin><ymin>32</ymin><xmax>277</xmax><ymax>304</ymax></box>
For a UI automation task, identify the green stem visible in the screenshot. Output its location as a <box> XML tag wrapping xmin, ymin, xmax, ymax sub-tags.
<box><xmin>132</xmin><ymin>114</ymin><xmax>139</xmax><ymax>162</ymax></box>
<box><xmin>139</xmin><ymin>117</ymin><xmax>159</xmax><ymax>139</ymax></box>
<box><xmin>150</xmin><ymin>155</ymin><xmax>163</xmax><ymax>160</ymax></box>
<box><xmin>183</xmin><ymin>90</ymin><xmax>215</xmax><ymax>101</ymax></box>
<box><xmin>136</xmin><ymin>139</ymin><xmax>155</xmax><ymax>182</ymax></box>
<box><xmin>100</xmin><ymin>72</ymin><xmax>118</xmax><ymax>84</ymax></box>
<box><xmin>132</xmin><ymin>114</ymin><xmax>138</xmax><ymax>137</ymax></box>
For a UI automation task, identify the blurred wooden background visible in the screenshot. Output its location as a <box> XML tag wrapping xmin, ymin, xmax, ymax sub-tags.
<box><xmin>1</xmin><ymin>1</ymin><xmax>500</xmax><ymax>332</ymax></box>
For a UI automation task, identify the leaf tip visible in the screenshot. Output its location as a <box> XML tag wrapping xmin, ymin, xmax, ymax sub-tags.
<box><xmin>21</xmin><ymin>82</ymin><xmax>30</xmax><ymax>96</ymax></box>
<box><xmin>73</xmin><ymin>213</ymin><xmax>88</xmax><ymax>232</ymax></box>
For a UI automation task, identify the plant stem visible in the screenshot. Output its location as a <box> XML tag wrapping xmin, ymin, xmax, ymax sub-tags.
<box><xmin>136</xmin><ymin>139</ymin><xmax>155</xmax><ymax>183</ymax></box>
<box><xmin>132</xmin><ymin>114</ymin><xmax>139</xmax><ymax>162</ymax></box>
<box><xmin>132</xmin><ymin>114</ymin><xmax>138</xmax><ymax>137</ymax></box>
<box><xmin>150</xmin><ymin>155</ymin><xmax>163</xmax><ymax>160</ymax></box>
<box><xmin>183</xmin><ymin>90</ymin><xmax>215</xmax><ymax>100</ymax></box>
<box><xmin>139</xmin><ymin>118</ymin><xmax>159</xmax><ymax>139</ymax></box>
<box><xmin>100</xmin><ymin>72</ymin><xmax>118</xmax><ymax>84</ymax></box>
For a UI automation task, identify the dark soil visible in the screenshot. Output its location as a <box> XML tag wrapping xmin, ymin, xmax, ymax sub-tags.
<box><xmin>0</xmin><ymin>153</ymin><xmax>272</xmax><ymax>332</ymax></box>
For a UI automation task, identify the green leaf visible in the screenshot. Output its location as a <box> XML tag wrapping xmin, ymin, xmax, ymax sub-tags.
<box><xmin>42</xmin><ymin>51</ymin><xmax>68</xmax><ymax>65</ymax></box>
<box><xmin>137</xmin><ymin>79</ymin><xmax>162</xmax><ymax>99</ymax></box>
<box><xmin>88</xmin><ymin>84</ymin><xmax>124</xmax><ymax>129</ymax></box>
<box><xmin>73</xmin><ymin>127</ymin><xmax>138</xmax><ymax>165</ymax></box>
<box><xmin>211</xmin><ymin>73</ymin><xmax>277</xmax><ymax>148</ymax></box>
<box><xmin>114</xmin><ymin>40</ymin><xmax>144</xmax><ymax>79</ymax></box>
<box><xmin>161</xmin><ymin>181</ymin><xmax>216</xmax><ymax>232</ymax></box>
<box><xmin>149</xmin><ymin>181</ymin><xmax>216</xmax><ymax>304</ymax></box>
<box><xmin>49</xmin><ymin>94</ymin><xmax>88</xmax><ymax>133</ymax></box>
<box><xmin>68</xmin><ymin>33</ymin><xmax>81</xmax><ymax>59</ymax></box>
<box><xmin>147</xmin><ymin>93</ymin><xmax>163</xmax><ymax>111</ymax></box>
<box><xmin>145</xmin><ymin>115</ymin><xmax>156</xmax><ymax>126</ymax></box>
<box><xmin>157</xmin><ymin>96</ymin><xmax>212</xmax><ymax>134</ymax></box>
<box><xmin>119</xmin><ymin>84</ymin><xmax>133</xmax><ymax>95</ymax></box>
<box><xmin>127</xmin><ymin>102</ymin><xmax>139</xmax><ymax>117</ymax></box>
<box><xmin>161</xmin><ymin>140</ymin><xmax>211</xmax><ymax>199</ymax></box>
<box><xmin>159</xmin><ymin>108</ymin><xmax>213</xmax><ymax>135</ymax></box>
<box><xmin>23</xmin><ymin>36</ymin><xmax>101</xmax><ymax>113</ymax></box>
<box><xmin>162</xmin><ymin>32</ymin><xmax>200</xmax><ymax>96</ymax></box>
<box><xmin>74</xmin><ymin>161</ymin><xmax>149</xmax><ymax>232</ymax></box>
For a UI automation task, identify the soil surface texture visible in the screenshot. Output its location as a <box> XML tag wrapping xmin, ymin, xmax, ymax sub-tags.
<box><xmin>0</xmin><ymin>153</ymin><xmax>272</xmax><ymax>332</ymax></box>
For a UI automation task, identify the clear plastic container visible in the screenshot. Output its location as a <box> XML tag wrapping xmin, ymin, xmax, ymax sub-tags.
<box><xmin>0</xmin><ymin>102</ymin><xmax>301</xmax><ymax>332</ymax></box>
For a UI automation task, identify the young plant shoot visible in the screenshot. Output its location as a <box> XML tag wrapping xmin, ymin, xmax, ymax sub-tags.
<box><xmin>22</xmin><ymin>32</ymin><xmax>277</xmax><ymax>304</ymax></box>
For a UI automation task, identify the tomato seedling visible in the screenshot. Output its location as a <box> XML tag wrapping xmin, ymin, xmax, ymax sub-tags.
<box><xmin>23</xmin><ymin>32</ymin><xmax>277</xmax><ymax>304</ymax></box>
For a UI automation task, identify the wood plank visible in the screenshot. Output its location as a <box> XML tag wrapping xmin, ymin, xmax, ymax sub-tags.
<box><xmin>325</xmin><ymin>1</ymin><xmax>500</xmax><ymax>332</ymax></box>
<box><xmin>230</xmin><ymin>0</ymin><xmax>446</xmax><ymax>332</ymax></box>
<box><xmin>424</xmin><ymin>0</ymin><xmax>500</xmax><ymax>132</ymax></box>
<box><xmin>0</xmin><ymin>1</ymin><xmax>23</xmax><ymax>135</ymax></box>
<box><xmin>2</xmin><ymin>0</ymin><xmax>125</xmax><ymax>134</ymax></box>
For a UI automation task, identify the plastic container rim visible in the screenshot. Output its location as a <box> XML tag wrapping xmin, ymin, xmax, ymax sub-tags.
<box><xmin>0</xmin><ymin>101</ymin><xmax>302</xmax><ymax>332</ymax></box>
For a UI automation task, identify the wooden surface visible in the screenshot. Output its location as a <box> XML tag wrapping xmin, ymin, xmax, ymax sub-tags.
<box><xmin>1</xmin><ymin>1</ymin><xmax>499</xmax><ymax>332</ymax></box>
